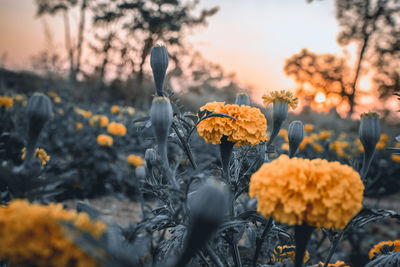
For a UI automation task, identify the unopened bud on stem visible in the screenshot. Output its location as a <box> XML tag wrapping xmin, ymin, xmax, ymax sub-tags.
<box><xmin>268</xmin><ymin>101</ymin><xmax>289</xmax><ymax>147</ymax></box>
<box><xmin>25</xmin><ymin>93</ymin><xmax>52</xmax><ymax>164</ymax></box>
<box><xmin>359</xmin><ymin>112</ymin><xmax>380</xmax><ymax>179</ymax></box>
<box><xmin>288</xmin><ymin>120</ymin><xmax>304</xmax><ymax>158</ymax></box>
<box><xmin>235</xmin><ymin>93</ymin><xmax>250</xmax><ymax>106</ymax></box>
<box><xmin>150</xmin><ymin>45</ymin><xmax>169</xmax><ymax>96</ymax></box>
<box><xmin>150</xmin><ymin>97</ymin><xmax>173</xmax><ymax>168</ymax></box>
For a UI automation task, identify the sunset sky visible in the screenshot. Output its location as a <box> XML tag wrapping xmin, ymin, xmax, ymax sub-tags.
<box><xmin>0</xmin><ymin>0</ymin><xmax>352</xmax><ymax>99</ymax></box>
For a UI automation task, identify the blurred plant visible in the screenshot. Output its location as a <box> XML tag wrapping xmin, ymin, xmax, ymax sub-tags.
<box><xmin>359</xmin><ymin>112</ymin><xmax>380</xmax><ymax>179</ymax></box>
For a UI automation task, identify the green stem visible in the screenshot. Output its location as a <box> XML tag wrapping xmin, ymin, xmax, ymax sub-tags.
<box><xmin>294</xmin><ymin>224</ymin><xmax>314</xmax><ymax>267</ymax></box>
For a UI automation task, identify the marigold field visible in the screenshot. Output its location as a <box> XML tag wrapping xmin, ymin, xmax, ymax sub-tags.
<box><xmin>0</xmin><ymin>46</ymin><xmax>400</xmax><ymax>267</ymax></box>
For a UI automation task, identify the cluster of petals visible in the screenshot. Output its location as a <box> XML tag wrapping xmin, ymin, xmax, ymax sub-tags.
<box><xmin>107</xmin><ymin>122</ymin><xmax>127</xmax><ymax>136</ymax></box>
<box><xmin>271</xmin><ymin>245</ymin><xmax>309</xmax><ymax>264</ymax></box>
<box><xmin>0</xmin><ymin>200</ymin><xmax>106</xmax><ymax>267</ymax></box>
<box><xmin>127</xmin><ymin>154</ymin><xmax>143</xmax><ymax>167</ymax></box>
<box><xmin>97</xmin><ymin>134</ymin><xmax>113</xmax><ymax>146</ymax></box>
<box><xmin>313</xmin><ymin>261</ymin><xmax>350</xmax><ymax>267</ymax></box>
<box><xmin>369</xmin><ymin>240</ymin><xmax>400</xmax><ymax>259</ymax></box>
<box><xmin>249</xmin><ymin>155</ymin><xmax>364</xmax><ymax>229</ymax></box>
<box><xmin>197</xmin><ymin>101</ymin><xmax>267</xmax><ymax>146</ymax></box>
<box><xmin>262</xmin><ymin>90</ymin><xmax>298</xmax><ymax>110</ymax></box>
<box><xmin>21</xmin><ymin>147</ymin><xmax>50</xmax><ymax>165</ymax></box>
<box><xmin>0</xmin><ymin>96</ymin><xmax>13</xmax><ymax>108</ymax></box>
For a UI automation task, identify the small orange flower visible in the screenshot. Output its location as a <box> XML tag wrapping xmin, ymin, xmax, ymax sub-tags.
<box><xmin>111</xmin><ymin>105</ymin><xmax>121</xmax><ymax>114</ymax></box>
<box><xmin>369</xmin><ymin>240</ymin><xmax>400</xmax><ymax>259</ymax></box>
<box><xmin>0</xmin><ymin>96</ymin><xmax>13</xmax><ymax>109</ymax></box>
<box><xmin>376</xmin><ymin>140</ymin><xmax>385</xmax><ymax>150</ymax></box>
<box><xmin>312</xmin><ymin>143</ymin><xmax>323</xmax><ymax>153</ymax></box>
<box><xmin>392</xmin><ymin>154</ymin><xmax>400</xmax><ymax>163</ymax></box>
<box><xmin>249</xmin><ymin>155</ymin><xmax>364</xmax><ymax>229</ymax></box>
<box><xmin>271</xmin><ymin>245</ymin><xmax>309</xmax><ymax>263</ymax></box>
<box><xmin>304</xmin><ymin>124</ymin><xmax>314</xmax><ymax>133</ymax></box>
<box><xmin>107</xmin><ymin>122</ymin><xmax>127</xmax><ymax>136</ymax></box>
<box><xmin>76</xmin><ymin>122</ymin><xmax>83</xmax><ymax>131</ymax></box>
<box><xmin>197</xmin><ymin>102</ymin><xmax>267</xmax><ymax>146</ymax></box>
<box><xmin>127</xmin><ymin>154</ymin><xmax>143</xmax><ymax>167</ymax></box>
<box><xmin>319</xmin><ymin>130</ymin><xmax>331</xmax><ymax>140</ymax></box>
<box><xmin>21</xmin><ymin>147</ymin><xmax>50</xmax><ymax>165</ymax></box>
<box><xmin>97</xmin><ymin>134</ymin><xmax>113</xmax><ymax>146</ymax></box>
<box><xmin>262</xmin><ymin>90</ymin><xmax>298</xmax><ymax>110</ymax></box>
<box><xmin>314</xmin><ymin>261</ymin><xmax>350</xmax><ymax>267</ymax></box>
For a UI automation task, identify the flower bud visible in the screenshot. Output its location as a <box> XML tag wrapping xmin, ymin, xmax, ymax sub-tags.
<box><xmin>176</xmin><ymin>180</ymin><xmax>227</xmax><ymax>266</ymax></box>
<box><xmin>235</xmin><ymin>93</ymin><xmax>250</xmax><ymax>106</ymax></box>
<box><xmin>288</xmin><ymin>120</ymin><xmax>304</xmax><ymax>158</ymax></box>
<box><xmin>150</xmin><ymin>45</ymin><xmax>169</xmax><ymax>96</ymax></box>
<box><xmin>150</xmin><ymin>97</ymin><xmax>173</xmax><ymax>167</ymax></box>
<box><xmin>268</xmin><ymin>101</ymin><xmax>289</xmax><ymax>146</ymax></box>
<box><xmin>359</xmin><ymin>112</ymin><xmax>380</xmax><ymax>179</ymax></box>
<box><xmin>24</xmin><ymin>93</ymin><xmax>52</xmax><ymax>164</ymax></box>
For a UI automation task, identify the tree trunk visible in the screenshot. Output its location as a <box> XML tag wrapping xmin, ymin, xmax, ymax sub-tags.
<box><xmin>75</xmin><ymin>0</ymin><xmax>87</xmax><ymax>82</ymax></box>
<box><xmin>63</xmin><ymin>10</ymin><xmax>75</xmax><ymax>84</ymax></box>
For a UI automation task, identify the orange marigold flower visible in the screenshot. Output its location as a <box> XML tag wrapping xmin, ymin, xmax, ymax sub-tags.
<box><xmin>281</xmin><ymin>143</ymin><xmax>289</xmax><ymax>151</ymax></box>
<box><xmin>369</xmin><ymin>240</ymin><xmax>400</xmax><ymax>260</ymax></box>
<box><xmin>271</xmin><ymin>245</ymin><xmax>309</xmax><ymax>264</ymax></box>
<box><xmin>74</xmin><ymin>107</ymin><xmax>92</xmax><ymax>118</ymax></box>
<box><xmin>197</xmin><ymin>102</ymin><xmax>267</xmax><ymax>146</ymax></box>
<box><xmin>304</xmin><ymin>124</ymin><xmax>314</xmax><ymax>133</ymax></box>
<box><xmin>0</xmin><ymin>199</ymin><xmax>106</xmax><ymax>267</ymax></box>
<box><xmin>279</xmin><ymin>129</ymin><xmax>288</xmax><ymax>138</ymax></box>
<box><xmin>249</xmin><ymin>155</ymin><xmax>364</xmax><ymax>229</ymax></box>
<box><xmin>314</xmin><ymin>261</ymin><xmax>350</xmax><ymax>267</ymax></box>
<box><xmin>90</xmin><ymin>115</ymin><xmax>109</xmax><ymax>127</ymax></box>
<box><xmin>262</xmin><ymin>90</ymin><xmax>298</xmax><ymax>110</ymax></box>
<box><xmin>312</xmin><ymin>143</ymin><xmax>323</xmax><ymax>153</ymax></box>
<box><xmin>76</xmin><ymin>122</ymin><xmax>83</xmax><ymax>131</ymax></box>
<box><xmin>127</xmin><ymin>154</ymin><xmax>143</xmax><ymax>167</ymax></box>
<box><xmin>299</xmin><ymin>136</ymin><xmax>313</xmax><ymax>150</ymax></box>
<box><xmin>0</xmin><ymin>96</ymin><xmax>13</xmax><ymax>109</ymax></box>
<box><xmin>380</xmin><ymin>133</ymin><xmax>389</xmax><ymax>142</ymax></box>
<box><xmin>97</xmin><ymin>134</ymin><xmax>113</xmax><ymax>146</ymax></box>
<box><xmin>47</xmin><ymin>92</ymin><xmax>61</xmax><ymax>103</ymax></box>
<box><xmin>392</xmin><ymin>154</ymin><xmax>400</xmax><ymax>163</ymax></box>
<box><xmin>376</xmin><ymin>140</ymin><xmax>385</xmax><ymax>150</ymax></box>
<box><xmin>111</xmin><ymin>105</ymin><xmax>121</xmax><ymax>114</ymax></box>
<box><xmin>21</xmin><ymin>147</ymin><xmax>50</xmax><ymax>165</ymax></box>
<box><xmin>319</xmin><ymin>130</ymin><xmax>331</xmax><ymax>140</ymax></box>
<box><xmin>107</xmin><ymin>122</ymin><xmax>127</xmax><ymax>136</ymax></box>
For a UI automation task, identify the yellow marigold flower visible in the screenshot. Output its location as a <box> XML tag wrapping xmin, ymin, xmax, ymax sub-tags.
<box><xmin>262</xmin><ymin>90</ymin><xmax>298</xmax><ymax>110</ymax></box>
<box><xmin>111</xmin><ymin>105</ymin><xmax>121</xmax><ymax>114</ymax></box>
<box><xmin>127</xmin><ymin>154</ymin><xmax>143</xmax><ymax>167</ymax></box>
<box><xmin>271</xmin><ymin>245</ymin><xmax>309</xmax><ymax>263</ymax></box>
<box><xmin>126</xmin><ymin>106</ymin><xmax>135</xmax><ymax>116</ymax></box>
<box><xmin>0</xmin><ymin>96</ymin><xmax>13</xmax><ymax>109</ymax></box>
<box><xmin>281</xmin><ymin>143</ymin><xmax>289</xmax><ymax>151</ymax></box>
<box><xmin>47</xmin><ymin>92</ymin><xmax>61</xmax><ymax>103</ymax></box>
<box><xmin>0</xmin><ymin>199</ymin><xmax>106</xmax><ymax>267</ymax></box>
<box><xmin>249</xmin><ymin>155</ymin><xmax>364</xmax><ymax>229</ymax></box>
<box><xmin>76</xmin><ymin>122</ymin><xmax>83</xmax><ymax>131</ymax></box>
<box><xmin>279</xmin><ymin>129</ymin><xmax>288</xmax><ymax>138</ymax></box>
<box><xmin>369</xmin><ymin>240</ymin><xmax>400</xmax><ymax>260</ymax></box>
<box><xmin>99</xmin><ymin>115</ymin><xmax>109</xmax><ymax>127</ymax></box>
<box><xmin>299</xmin><ymin>136</ymin><xmax>313</xmax><ymax>150</ymax></box>
<box><xmin>107</xmin><ymin>122</ymin><xmax>127</xmax><ymax>136</ymax></box>
<box><xmin>14</xmin><ymin>94</ymin><xmax>26</xmax><ymax>101</ymax></box>
<box><xmin>376</xmin><ymin>140</ymin><xmax>385</xmax><ymax>150</ymax></box>
<box><xmin>312</xmin><ymin>143</ymin><xmax>323</xmax><ymax>153</ymax></box>
<box><xmin>314</xmin><ymin>261</ymin><xmax>350</xmax><ymax>267</ymax></box>
<box><xmin>197</xmin><ymin>102</ymin><xmax>267</xmax><ymax>146</ymax></box>
<box><xmin>97</xmin><ymin>134</ymin><xmax>113</xmax><ymax>146</ymax></box>
<box><xmin>319</xmin><ymin>130</ymin><xmax>331</xmax><ymax>140</ymax></box>
<box><xmin>380</xmin><ymin>134</ymin><xmax>389</xmax><ymax>142</ymax></box>
<box><xmin>74</xmin><ymin>107</ymin><xmax>92</xmax><ymax>118</ymax></box>
<box><xmin>392</xmin><ymin>154</ymin><xmax>400</xmax><ymax>163</ymax></box>
<box><xmin>304</xmin><ymin>124</ymin><xmax>314</xmax><ymax>133</ymax></box>
<box><xmin>21</xmin><ymin>147</ymin><xmax>50</xmax><ymax>165</ymax></box>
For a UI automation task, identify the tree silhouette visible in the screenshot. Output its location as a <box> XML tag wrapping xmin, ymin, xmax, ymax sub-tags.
<box><xmin>287</xmin><ymin>0</ymin><xmax>400</xmax><ymax>116</ymax></box>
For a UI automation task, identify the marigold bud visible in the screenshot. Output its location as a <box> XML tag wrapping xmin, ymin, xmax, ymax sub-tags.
<box><xmin>150</xmin><ymin>97</ymin><xmax>173</xmax><ymax>167</ymax></box>
<box><xmin>176</xmin><ymin>181</ymin><xmax>226</xmax><ymax>266</ymax></box>
<box><xmin>268</xmin><ymin>100</ymin><xmax>289</xmax><ymax>147</ymax></box>
<box><xmin>288</xmin><ymin>121</ymin><xmax>304</xmax><ymax>158</ymax></box>
<box><xmin>235</xmin><ymin>93</ymin><xmax>250</xmax><ymax>106</ymax></box>
<box><xmin>150</xmin><ymin>45</ymin><xmax>169</xmax><ymax>96</ymax></box>
<box><xmin>359</xmin><ymin>112</ymin><xmax>380</xmax><ymax>179</ymax></box>
<box><xmin>25</xmin><ymin>93</ymin><xmax>52</xmax><ymax>164</ymax></box>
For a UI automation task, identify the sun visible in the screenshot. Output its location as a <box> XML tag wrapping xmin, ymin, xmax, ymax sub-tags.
<box><xmin>314</xmin><ymin>92</ymin><xmax>326</xmax><ymax>103</ymax></box>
